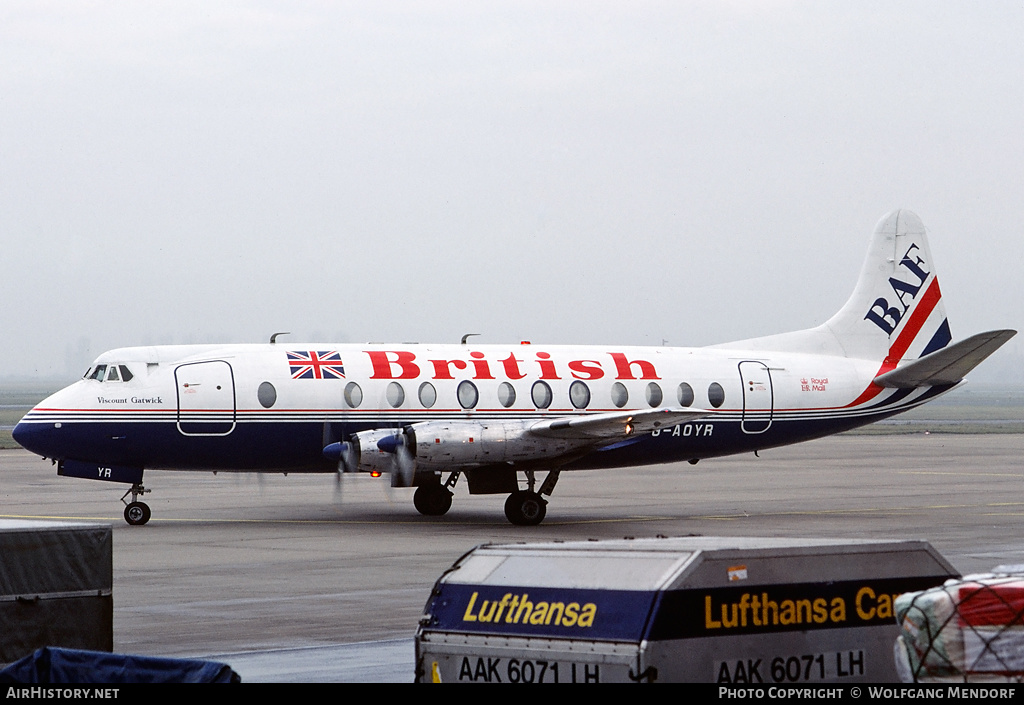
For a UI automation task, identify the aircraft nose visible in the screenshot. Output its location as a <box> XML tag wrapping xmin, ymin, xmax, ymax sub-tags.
<box><xmin>12</xmin><ymin>418</ymin><xmax>60</xmax><ymax>458</ymax></box>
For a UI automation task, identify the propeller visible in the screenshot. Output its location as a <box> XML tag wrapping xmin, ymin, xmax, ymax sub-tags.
<box><xmin>324</xmin><ymin>441</ymin><xmax>361</xmax><ymax>503</ymax></box>
<box><xmin>394</xmin><ymin>438</ymin><xmax>416</xmax><ymax>488</ymax></box>
<box><xmin>323</xmin><ymin>441</ymin><xmax>359</xmax><ymax>473</ymax></box>
<box><xmin>325</xmin><ymin>429</ymin><xmax>417</xmax><ymax>491</ymax></box>
<box><xmin>377</xmin><ymin>428</ymin><xmax>417</xmax><ymax>488</ymax></box>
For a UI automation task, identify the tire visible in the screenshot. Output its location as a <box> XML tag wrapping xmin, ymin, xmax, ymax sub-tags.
<box><xmin>413</xmin><ymin>485</ymin><xmax>453</xmax><ymax>516</ymax></box>
<box><xmin>504</xmin><ymin>490</ymin><xmax>547</xmax><ymax>526</ymax></box>
<box><xmin>124</xmin><ymin>501</ymin><xmax>152</xmax><ymax>526</ymax></box>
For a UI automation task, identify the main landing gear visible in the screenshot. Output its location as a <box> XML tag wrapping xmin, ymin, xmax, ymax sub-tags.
<box><xmin>121</xmin><ymin>482</ymin><xmax>151</xmax><ymax>526</ymax></box>
<box><xmin>413</xmin><ymin>480</ymin><xmax>454</xmax><ymax>516</ymax></box>
<box><xmin>504</xmin><ymin>490</ymin><xmax>547</xmax><ymax>526</ymax></box>
<box><xmin>503</xmin><ymin>470</ymin><xmax>558</xmax><ymax>526</ymax></box>
<box><xmin>412</xmin><ymin>469</ymin><xmax>559</xmax><ymax>526</ymax></box>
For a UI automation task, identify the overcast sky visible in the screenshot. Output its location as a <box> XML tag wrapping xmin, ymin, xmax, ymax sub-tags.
<box><xmin>2</xmin><ymin>1</ymin><xmax>1021</xmax><ymax>383</ymax></box>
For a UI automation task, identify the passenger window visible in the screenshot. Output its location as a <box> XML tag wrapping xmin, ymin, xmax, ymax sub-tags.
<box><xmin>646</xmin><ymin>382</ymin><xmax>662</xmax><ymax>408</ymax></box>
<box><xmin>386</xmin><ymin>382</ymin><xmax>405</xmax><ymax>408</ymax></box>
<box><xmin>457</xmin><ymin>381</ymin><xmax>479</xmax><ymax>409</ymax></box>
<box><xmin>569</xmin><ymin>381</ymin><xmax>591</xmax><ymax>409</ymax></box>
<box><xmin>418</xmin><ymin>382</ymin><xmax>437</xmax><ymax>408</ymax></box>
<box><xmin>258</xmin><ymin>382</ymin><xmax>277</xmax><ymax>408</ymax></box>
<box><xmin>531</xmin><ymin>381</ymin><xmax>553</xmax><ymax>409</ymax></box>
<box><xmin>677</xmin><ymin>382</ymin><xmax>694</xmax><ymax>407</ymax></box>
<box><xmin>344</xmin><ymin>382</ymin><xmax>363</xmax><ymax>408</ymax></box>
<box><xmin>708</xmin><ymin>382</ymin><xmax>726</xmax><ymax>408</ymax></box>
<box><xmin>610</xmin><ymin>382</ymin><xmax>628</xmax><ymax>408</ymax></box>
<box><xmin>497</xmin><ymin>382</ymin><xmax>516</xmax><ymax>408</ymax></box>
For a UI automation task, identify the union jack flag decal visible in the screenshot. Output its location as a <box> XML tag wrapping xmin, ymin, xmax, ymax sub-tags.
<box><xmin>287</xmin><ymin>351</ymin><xmax>346</xmax><ymax>380</ymax></box>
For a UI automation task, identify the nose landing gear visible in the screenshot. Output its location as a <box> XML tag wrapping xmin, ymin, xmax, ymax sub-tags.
<box><xmin>121</xmin><ymin>483</ymin><xmax>151</xmax><ymax>526</ymax></box>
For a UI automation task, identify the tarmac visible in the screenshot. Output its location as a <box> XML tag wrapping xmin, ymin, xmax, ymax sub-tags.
<box><xmin>2</xmin><ymin>433</ymin><xmax>1023</xmax><ymax>682</ymax></box>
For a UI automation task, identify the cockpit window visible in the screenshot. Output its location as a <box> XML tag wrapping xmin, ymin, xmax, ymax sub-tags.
<box><xmin>86</xmin><ymin>363</ymin><xmax>134</xmax><ymax>382</ymax></box>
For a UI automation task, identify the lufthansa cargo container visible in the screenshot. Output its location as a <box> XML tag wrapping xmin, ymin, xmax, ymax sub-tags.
<box><xmin>415</xmin><ymin>536</ymin><xmax>957</xmax><ymax>683</ymax></box>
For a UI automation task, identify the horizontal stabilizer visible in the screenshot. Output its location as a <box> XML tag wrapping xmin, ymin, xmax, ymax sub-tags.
<box><xmin>874</xmin><ymin>329</ymin><xmax>1017</xmax><ymax>388</ymax></box>
<box><xmin>530</xmin><ymin>407</ymin><xmax>712</xmax><ymax>440</ymax></box>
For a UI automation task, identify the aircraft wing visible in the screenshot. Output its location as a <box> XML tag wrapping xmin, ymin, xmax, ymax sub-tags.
<box><xmin>874</xmin><ymin>329</ymin><xmax>1017</xmax><ymax>388</ymax></box>
<box><xmin>529</xmin><ymin>407</ymin><xmax>713</xmax><ymax>440</ymax></box>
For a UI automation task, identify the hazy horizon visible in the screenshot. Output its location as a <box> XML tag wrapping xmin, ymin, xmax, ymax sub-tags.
<box><xmin>2</xmin><ymin>2</ymin><xmax>1021</xmax><ymax>381</ymax></box>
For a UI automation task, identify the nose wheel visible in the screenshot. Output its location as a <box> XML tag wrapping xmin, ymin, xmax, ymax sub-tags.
<box><xmin>121</xmin><ymin>483</ymin><xmax>152</xmax><ymax>525</ymax></box>
<box><xmin>124</xmin><ymin>501</ymin><xmax>151</xmax><ymax>526</ymax></box>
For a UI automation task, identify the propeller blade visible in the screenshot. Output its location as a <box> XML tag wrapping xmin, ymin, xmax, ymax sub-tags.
<box><xmin>395</xmin><ymin>441</ymin><xmax>416</xmax><ymax>488</ymax></box>
<box><xmin>324</xmin><ymin>441</ymin><xmax>359</xmax><ymax>474</ymax></box>
<box><xmin>380</xmin><ymin>429</ymin><xmax>417</xmax><ymax>487</ymax></box>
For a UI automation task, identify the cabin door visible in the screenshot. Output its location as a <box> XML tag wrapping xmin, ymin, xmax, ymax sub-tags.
<box><xmin>739</xmin><ymin>360</ymin><xmax>773</xmax><ymax>434</ymax></box>
<box><xmin>175</xmin><ymin>360</ymin><xmax>237</xmax><ymax>436</ymax></box>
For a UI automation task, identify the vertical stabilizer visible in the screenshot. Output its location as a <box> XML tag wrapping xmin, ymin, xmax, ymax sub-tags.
<box><xmin>716</xmin><ymin>210</ymin><xmax>951</xmax><ymax>364</ymax></box>
<box><xmin>822</xmin><ymin>210</ymin><xmax>949</xmax><ymax>363</ymax></box>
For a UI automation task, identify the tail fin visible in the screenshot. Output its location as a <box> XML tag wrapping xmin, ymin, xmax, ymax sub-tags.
<box><xmin>822</xmin><ymin>210</ymin><xmax>949</xmax><ymax>362</ymax></box>
<box><xmin>719</xmin><ymin>210</ymin><xmax>951</xmax><ymax>363</ymax></box>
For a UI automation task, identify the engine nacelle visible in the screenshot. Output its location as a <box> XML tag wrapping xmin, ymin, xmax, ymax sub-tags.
<box><xmin>346</xmin><ymin>428</ymin><xmax>404</xmax><ymax>474</ymax></box>
<box><xmin>406</xmin><ymin>420</ymin><xmax>588</xmax><ymax>469</ymax></box>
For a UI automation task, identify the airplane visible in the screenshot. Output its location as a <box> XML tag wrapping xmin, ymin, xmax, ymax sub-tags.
<box><xmin>13</xmin><ymin>210</ymin><xmax>1016</xmax><ymax>526</ymax></box>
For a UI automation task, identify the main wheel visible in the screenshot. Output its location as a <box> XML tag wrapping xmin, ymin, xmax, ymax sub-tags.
<box><xmin>504</xmin><ymin>490</ymin><xmax>547</xmax><ymax>526</ymax></box>
<box><xmin>124</xmin><ymin>501</ymin><xmax>151</xmax><ymax>526</ymax></box>
<box><xmin>413</xmin><ymin>485</ymin><xmax>453</xmax><ymax>516</ymax></box>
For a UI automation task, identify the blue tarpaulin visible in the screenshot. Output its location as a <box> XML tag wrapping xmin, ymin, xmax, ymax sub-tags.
<box><xmin>0</xmin><ymin>647</ymin><xmax>240</xmax><ymax>683</ymax></box>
